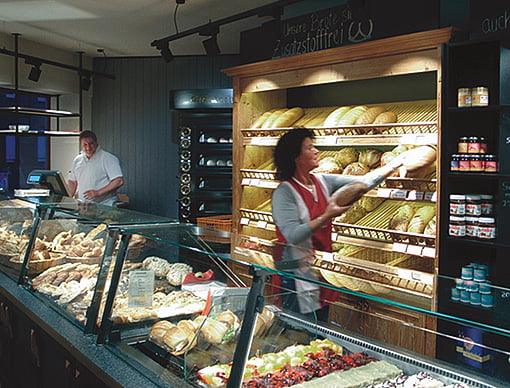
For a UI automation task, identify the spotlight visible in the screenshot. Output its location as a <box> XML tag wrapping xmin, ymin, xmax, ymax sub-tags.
<box><xmin>156</xmin><ymin>41</ymin><xmax>174</xmax><ymax>63</ymax></box>
<box><xmin>199</xmin><ymin>23</ymin><xmax>220</xmax><ymax>56</ymax></box>
<box><xmin>25</xmin><ymin>58</ymin><xmax>42</xmax><ymax>82</ymax></box>
<box><xmin>81</xmin><ymin>74</ymin><xmax>91</xmax><ymax>91</ymax></box>
<box><xmin>202</xmin><ymin>34</ymin><xmax>220</xmax><ymax>56</ymax></box>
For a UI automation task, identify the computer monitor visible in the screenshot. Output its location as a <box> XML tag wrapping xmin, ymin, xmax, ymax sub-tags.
<box><xmin>26</xmin><ymin>170</ymin><xmax>72</xmax><ymax>197</ymax></box>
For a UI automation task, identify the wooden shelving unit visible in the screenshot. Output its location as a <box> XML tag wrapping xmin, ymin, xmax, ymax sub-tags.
<box><xmin>225</xmin><ymin>28</ymin><xmax>453</xmax><ymax>357</ymax></box>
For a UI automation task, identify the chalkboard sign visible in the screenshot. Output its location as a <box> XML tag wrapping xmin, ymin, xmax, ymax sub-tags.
<box><xmin>470</xmin><ymin>0</ymin><xmax>510</xmax><ymax>41</ymax></box>
<box><xmin>272</xmin><ymin>0</ymin><xmax>439</xmax><ymax>59</ymax></box>
<box><xmin>170</xmin><ymin>89</ymin><xmax>233</xmax><ymax>110</ymax></box>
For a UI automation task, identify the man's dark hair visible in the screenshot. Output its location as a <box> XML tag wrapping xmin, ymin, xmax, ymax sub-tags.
<box><xmin>274</xmin><ymin>128</ymin><xmax>315</xmax><ymax>181</ymax></box>
<box><xmin>79</xmin><ymin>130</ymin><xmax>97</xmax><ymax>143</ymax></box>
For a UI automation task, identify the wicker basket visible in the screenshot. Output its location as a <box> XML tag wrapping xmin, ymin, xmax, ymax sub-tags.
<box><xmin>196</xmin><ymin>215</ymin><xmax>232</xmax><ymax>233</ymax></box>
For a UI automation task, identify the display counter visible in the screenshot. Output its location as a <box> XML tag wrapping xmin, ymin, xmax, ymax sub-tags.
<box><xmin>1</xmin><ymin>196</ymin><xmax>510</xmax><ymax>386</ymax></box>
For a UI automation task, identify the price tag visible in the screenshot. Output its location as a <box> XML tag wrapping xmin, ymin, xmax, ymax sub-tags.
<box><xmin>390</xmin><ymin>189</ymin><xmax>407</xmax><ymax>200</ymax></box>
<box><xmin>424</xmin><ymin>192</ymin><xmax>435</xmax><ymax>201</ymax></box>
<box><xmin>393</xmin><ymin>242</ymin><xmax>408</xmax><ymax>253</ymax></box>
<box><xmin>241</xmin><ymin>178</ymin><xmax>251</xmax><ymax>185</ymax></box>
<box><xmin>259</xmin><ymin>180</ymin><xmax>277</xmax><ymax>189</ymax></box>
<box><xmin>250</xmin><ymin>179</ymin><xmax>261</xmax><ymax>187</ymax></box>
<box><xmin>407</xmin><ymin>245</ymin><xmax>424</xmax><ymax>256</ymax></box>
<box><xmin>128</xmin><ymin>270</ymin><xmax>154</xmax><ymax>308</ymax></box>
<box><xmin>422</xmin><ymin>247</ymin><xmax>436</xmax><ymax>258</ymax></box>
<box><xmin>257</xmin><ymin>220</ymin><xmax>268</xmax><ymax>229</ymax></box>
<box><xmin>321</xmin><ymin>252</ymin><xmax>334</xmax><ymax>261</ymax></box>
<box><xmin>430</xmin><ymin>191</ymin><xmax>438</xmax><ymax>202</ymax></box>
<box><xmin>240</xmin><ymin>218</ymin><xmax>250</xmax><ymax>225</ymax></box>
<box><xmin>252</xmin><ymin>137</ymin><xmax>276</xmax><ymax>146</ymax></box>
<box><xmin>331</xmin><ymin>232</ymin><xmax>338</xmax><ymax>241</ymax></box>
<box><xmin>315</xmin><ymin>137</ymin><xmax>336</xmax><ymax>146</ymax></box>
<box><xmin>377</xmin><ymin>188</ymin><xmax>392</xmax><ymax>198</ymax></box>
<box><xmin>411</xmin><ymin>272</ymin><xmax>422</xmax><ymax>281</ymax></box>
<box><xmin>407</xmin><ymin>191</ymin><xmax>424</xmax><ymax>201</ymax></box>
<box><xmin>400</xmin><ymin>134</ymin><xmax>417</xmax><ymax>145</ymax></box>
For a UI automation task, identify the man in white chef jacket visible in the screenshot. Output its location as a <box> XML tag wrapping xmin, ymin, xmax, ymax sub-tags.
<box><xmin>68</xmin><ymin>130</ymin><xmax>124</xmax><ymax>206</ymax></box>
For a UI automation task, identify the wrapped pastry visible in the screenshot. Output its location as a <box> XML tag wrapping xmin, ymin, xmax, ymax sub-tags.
<box><xmin>331</xmin><ymin>182</ymin><xmax>369</xmax><ymax>207</ymax></box>
<box><xmin>334</xmin><ymin>148</ymin><xmax>359</xmax><ymax>168</ymax></box>
<box><xmin>215</xmin><ymin>310</ymin><xmax>240</xmax><ymax>331</ymax></box>
<box><xmin>407</xmin><ymin>206</ymin><xmax>435</xmax><ymax>234</ymax></box>
<box><xmin>342</xmin><ymin>162</ymin><xmax>370</xmax><ymax>176</ymax></box>
<box><xmin>389</xmin><ymin>205</ymin><xmax>415</xmax><ymax>231</ymax></box>
<box><xmin>166</xmin><ymin>263</ymin><xmax>193</xmax><ymax>286</ymax></box>
<box><xmin>162</xmin><ymin>320</ymin><xmax>197</xmax><ymax>355</ymax></box>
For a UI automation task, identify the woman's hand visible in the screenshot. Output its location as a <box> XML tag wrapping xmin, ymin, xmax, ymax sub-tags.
<box><xmin>324</xmin><ymin>199</ymin><xmax>351</xmax><ymax>219</ymax></box>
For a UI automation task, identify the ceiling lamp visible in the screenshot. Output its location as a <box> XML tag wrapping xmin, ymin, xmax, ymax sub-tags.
<box><xmin>156</xmin><ymin>41</ymin><xmax>174</xmax><ymax>63</ymax></box>
<box><xmin>25</xmin><ymin>58</ymin><xmax>42</xmax><ymax>82</ymax></box>
<box><xmin>202</xmin><ymin>34</ymin><xmax>220</xmax><ymax>56</ymax></box>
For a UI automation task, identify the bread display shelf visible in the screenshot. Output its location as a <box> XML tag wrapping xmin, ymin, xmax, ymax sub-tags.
<box><xmin>242</xmin><ymin>123</ymin><xmax>437</xmax><ymax>146</ymax></box>
<box><xmin>240</xmin><ymin>170</ymin><xmax>437</xmax><ymax>201</ymax></box>
<box><xmin>313</xmin><ymin>255</ymin><xmax>433</xmax><ymax>298</ymax></box>
<box><xmin>332</xmin><ymin>222</ymin><xmax>435</xmax><ymax>247</ymax></box>
<box><xmin>239</xmin><ymin>209</ymin><xmax>275</xmax><ymax>231</ymax></box>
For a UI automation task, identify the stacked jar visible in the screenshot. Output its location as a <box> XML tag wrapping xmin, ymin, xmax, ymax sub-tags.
<box><xmin>451</xmin><ymin>262</ymin><xmax>493</xmax><ymax>308</ymax></box>
<box><xmin>457</xmin><ymin>87</ymin><xmax>489</xmax><ymax>108</ymax></box>
<box><xmin>450</xmin><ymin>136</ymin><xmax>497</xmax><ymax>173</ymax></box>
<box><xmin>449</xmin><ymin>194</ymin><xmax>496</xmax><ymax>239</ymax></box>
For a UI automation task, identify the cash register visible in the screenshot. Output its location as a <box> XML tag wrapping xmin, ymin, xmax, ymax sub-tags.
<box><xmin>14</xmin><ymin>170</ymin><xmax>71</xmax><ymax>197</ymax></box>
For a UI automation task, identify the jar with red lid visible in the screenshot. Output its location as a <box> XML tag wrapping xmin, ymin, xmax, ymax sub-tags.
<box><xmin>468</xmin><ymin>137</ymin><xmax>481</xmax><ymax>154</ymax></box>
<box><xmin>479</xmin><ymin>137</ymin><xmax>487</xmax><ymax>153</ymax></box>
<box><xmin>483</xmin><ymin>154</ymin><xmax>498</xmax><ymax>172</ymax></box>
<box><xmin>459</xmin><ymin>154</ymin><xmax>470</xmax><ymax>172</ymax></box>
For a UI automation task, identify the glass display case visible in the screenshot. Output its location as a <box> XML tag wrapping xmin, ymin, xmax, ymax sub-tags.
<box><xmin>96</xmin><ymin>225</ymin><xmax>510</xmax><ymax>388</ymax></box>
<box><xmin>0</xmin><ymin>195</ymin><xmax>178</xmax><ymax>333</ymax></box>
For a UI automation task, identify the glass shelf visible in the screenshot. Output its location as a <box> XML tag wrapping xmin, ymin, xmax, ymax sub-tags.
<box><xmin>0</xmin><ymin>106</ymin><xmax>80</xmax><ymax>117</ymax></box>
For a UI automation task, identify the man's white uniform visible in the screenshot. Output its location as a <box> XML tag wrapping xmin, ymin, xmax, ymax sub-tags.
<box><xmin>69</xmin><ymin>147</ymin><xmax>123</xmax><ymax>206</ymax></box>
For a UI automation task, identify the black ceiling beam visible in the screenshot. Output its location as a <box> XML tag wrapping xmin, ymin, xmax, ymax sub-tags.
<box><xmin>0</xmin><ymin>47</ymin><xmax>115</xmax><ymax>80</ymax></box>
<box><xmin>151</xmin><ymin>0</ymin><xmax>303</xmax><ymax>47</ymax></box>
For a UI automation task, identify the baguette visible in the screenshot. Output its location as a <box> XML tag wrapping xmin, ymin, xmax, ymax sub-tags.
<box><xmin>261</xmin><ymin>109</ymin><xmax>287</xmax><ymax>129</ymax></box>
<box><xmin>272</xmin><ymin>107</ymin><xmax>304</xmax><ymax>128</ymax></box>
<box><xmin>337</xmin><ymin>106</ymin><xmax>368</xmax><ymax>126</ymax></box>
<box><xmin>250</xmin><ymin>110</ymin><xmax>276</xmax><ymax>129</ymax></box>
<box><xmin>323</xmin><ymin>106</ymin><xmax>351</xmax><ymax>127</ymax></box>
<box><xmin>332</xmin><ymin>182</ymin><xmax>370</xmax><ymax>206</ymax></box>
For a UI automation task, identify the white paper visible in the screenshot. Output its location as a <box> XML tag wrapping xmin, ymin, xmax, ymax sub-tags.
<box><xmin>128</xmin><ymin>270</ymin><xmax>154</xmax><ymax>308</ymax></box>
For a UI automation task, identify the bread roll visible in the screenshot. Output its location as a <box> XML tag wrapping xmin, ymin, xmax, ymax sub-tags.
<box><xmin>337</xmin><ymin>106</ymin><xmax>368</xmax><ymax>126</ymax></box>
<box><xmin>332</xmin><ymin>182</ymin><xmax>369</xmax><ymax>207</ymax></box>
<box><xmin>323</xmin><ymin>107</ymin><xmax>351</xmax><ymax>127</ymax></box>
<box><xmin>342</xmin><ymin>162</ymin><xmax>370</xmax><ymax>176</ymax></box>
<box><xmin>355</xmin><ymin>106</ymin><xmax>386</xmax><ymax>133</ymax></box>
<box><xmin>272</xmin><ymin>107</ymin><xmax>304</xmax><ymax>128</ymax></box>
<box><xmin>261</xmin><ymin>109</ymin><xmax>287</xmax><ymax>129</ymax></box>
<box><xmin>250</xmin><ymin>110</ymin><xmax>275</xmax><ymax>129</ymax></box>
<box><xmin>373</xmin><ymin>111</ymin><xmax>398</xmax><ymax>133</ymax></box>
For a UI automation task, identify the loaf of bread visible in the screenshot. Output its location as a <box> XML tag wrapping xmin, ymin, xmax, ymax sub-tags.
<box><xmin>251</xmin><ymin>110</ymin><xmax>275</xmax><ymax>128</ymax></box>
<box><xmin>332</xmin><ymin>182</ymin><xmax>370</xmax><ymax>206</ymax></box>
<box><xmin>424</xmin><ymin>215</ymin><xmax>436</xmax><ymax>236</ymax></box>
<box><xmin>337</xmin><ymin>106</ymin><xmax>368</xmax><ymax>126</ymax></box>
<box><xmin>355</xmin><ymin>106</ymin><xmax>386</xmax><ymax>133</ymax></box>
<box><xmin>323</xmin><ymin>106</ymin><xmax>351</xmax><ymax>127</ymax></box>
<box><xmin>373</xmin><ymin>111</ymin><xmax>398</xmax><ymax>133</ymax></box>
<box><xmin>407</xmin><ymin>206</ymin><xmax>435</xmax><ymax>234</ymax></box>
<box><xmin>342</xmin><ymin>162</ymin><xmax>370</xmax><ymax>176</ymax></box>
<box><xmin>389</xmin><ymin>205</ymin><xmax>415</xmax><ymax>231</ymax></box>
<box><xmin>398</xmin><ymin>145</ymin><xmax>437</xmax><ymax>177</ymax></box>
<box><xmin>261</xmin><ymin>109</ymin><xmax>287</xmax><ymax>129</ymax></box>
<box><xmin>272</xmin><ymin>107</ymin><xmax>304</xmax><ymax>128</ymax></box>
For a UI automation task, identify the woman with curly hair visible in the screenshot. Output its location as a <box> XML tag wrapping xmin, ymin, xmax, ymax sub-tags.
<box><xmin>271</xmin><ymin>128</ymin><xmax>402</xmax><ymax>319</ymax></box>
